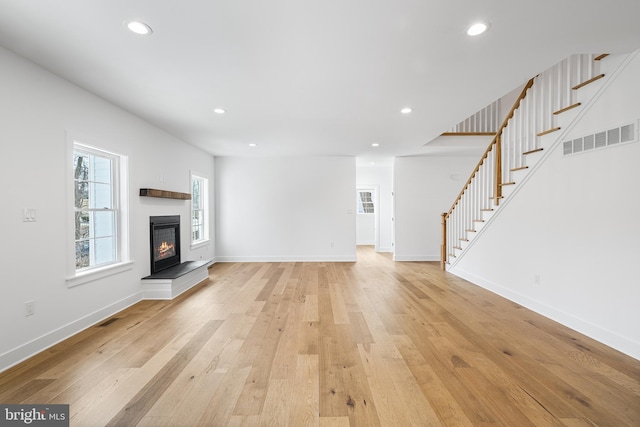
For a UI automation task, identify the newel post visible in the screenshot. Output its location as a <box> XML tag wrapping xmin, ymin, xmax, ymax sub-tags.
<box><xmin>494</xmin><ymin>134</ymin><xmax>502</xmax><ymax>206</ymax></box>
<box><xmin>441</xmin><ymin>212</ymin><xmax>447</xmax><ymax>270</ymax></box>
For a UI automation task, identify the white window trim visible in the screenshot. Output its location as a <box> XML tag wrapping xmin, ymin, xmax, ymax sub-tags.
<box><xmin>190</xmin><ymin>172</ymin><xmax>210</xmax><ymax>248</ymax></box>
<box><xmin>66</xmin><ymin>134</ymin><xmax>131</xmax><ymax>287</ymax></box>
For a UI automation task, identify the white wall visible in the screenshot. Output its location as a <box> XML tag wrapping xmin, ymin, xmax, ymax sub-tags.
<box><xmin>393</xmin><ymin>156</ymin><xmax>478</xmax><ymax>261</ymax></box>
<box><xmin>451</xmin><ymin>52</ymin><xmax>640</xmax><ymax>359</ymax></box>
<box><xmin>0</xmin><ymin>46</ymin><xmax>215</xmax><ymax>371</ymax></box>
<box><xmin>215</xmin><ymin>157</ymin><xmax>356</xmax><ymax>261</ymax></box>
<box><xmin>356</xmin><ymin>164</ymin><xmax>394</xmax><ymax>252</ymax></box>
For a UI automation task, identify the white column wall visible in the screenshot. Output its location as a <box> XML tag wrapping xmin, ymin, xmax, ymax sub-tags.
<box><xmin>393</xmin><ymin>156</ymin><xmax>478</xmax><ymax>261</ymax></box>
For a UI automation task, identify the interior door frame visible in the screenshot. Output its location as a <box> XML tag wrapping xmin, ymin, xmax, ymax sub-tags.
<box><xmin>356</xmin><ymin>185</ymin><xmax>380</xmax><ymax>252</ymax></box>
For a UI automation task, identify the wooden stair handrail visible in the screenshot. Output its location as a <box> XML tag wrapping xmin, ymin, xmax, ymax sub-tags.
<box><xmin>444</xmin><ymin>77</ymin><xmax>535</xmax><ymax>218</ymax></box>
<box><xmin>441</xmin><ymin>77</ymin><xmax>535</xmax><ymax>270</ymax></box>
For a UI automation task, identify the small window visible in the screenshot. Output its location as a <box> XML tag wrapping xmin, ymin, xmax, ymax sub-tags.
<box><xmin>357</xmin><ymin>190</ymin><xmax>375</xmax><ymax>214</ymax></box>
<box><xmin>191</xmin><ymin>174</ymin><xmax>209</xmax><ymax>244</ymax></box>
<box><xmin>73</xmin><ymin>144</ymin><xmax>121</xmax><ymax>271</ymax></box>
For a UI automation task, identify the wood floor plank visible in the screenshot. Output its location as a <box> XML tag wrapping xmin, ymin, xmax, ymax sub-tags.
<box><xmin>288</xmin><ymin>355</ymin><xmax>320</xmax><ymax>426</ymax></box>
<box><xmin>303</xmin><ymin>293</ymin><xmax>319</xmax><ymax>322</ymax></box>
<box><xmin>334</xmin><ymin>324</ymin><xmax>381</xmax><ymax>427</ymax></box>
<box><xmin>328</xmin><ymin>281</ymin><xmax>351</xmax><ymax>325</ymax></box>
<box><xmin>318</xmin><ymin>335</ymin><xmax>348</xmax><ymax>417</ymax></box>
<box><xmin>391</xmin><ymin>334</ymin><xmax>474</xmax><ymax>427</ymax></box>
<box><xmin>104</xmin><ymin>320</ymin><xmax>224</xmax><ymax>426</ymax></box>
<box><xmin>319</xmin><ymin>416</ymin><xmax>351</xmax><ymax>427</ymax></box>
<box><xmin>232</xmin><ymin>311</ymin><xmax>289</xmax><ymax>415</ymax></box>
<box><xmin>164</xmin><ymin>371</ymin><xmax>226</xmax><ymax>426</ymax></box>
<box><xmin>1</xmin><ymin>247</ymin><xmax>638</xmax><ymax>426</ymax></box>
<box><xmin>356</xmin><ymin>343</ymin><xmax>413</xmax><ymax>427</ymax></box>
<box><xmin>271</xmin><ymin>302</ymin><xmax>304</xmax><ymax>379</ymax></box>
<box><xmin>385</xmin><ymin>357</ymin><xmax>444</xmax><ymax>426</ymax></box>
<box><xmin>196</xmin><ymin>365</ymin><xmax>252</xmax><ymax>426</ymax></box>
<box><xmin>347</xmin><ymin>312</ymin><xmax>375</xmax><ymax>344</ymax></box>
<box><xmin>259</xmin><ymin>378</ymin><xmax>295</xmax><ymax>426</ymax></box>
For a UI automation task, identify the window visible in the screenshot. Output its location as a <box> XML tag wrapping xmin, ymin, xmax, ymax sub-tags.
<box><xmin>357</xmin><ymin>190</ymin><xmax>375</xmax><ymax>214</ymax></box>
<box><xmin>191</xmin><ymin>174</ymin><xmax>209</xmax><ymax>245</ymax></box>
<box><xmin>73</xmin><ymin>143</ymin><xmax>124</xmax><ymax>271</ymax></box>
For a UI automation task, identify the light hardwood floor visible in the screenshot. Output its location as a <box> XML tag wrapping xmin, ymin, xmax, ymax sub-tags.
<box><xmin>1</xmin><ymin>246</ymin><xmax>639</xmax><ymax>426</ymax></box>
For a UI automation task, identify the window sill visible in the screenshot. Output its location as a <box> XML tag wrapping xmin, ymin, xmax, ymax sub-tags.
<box><xmin>66</xmin><ymin>261</ymin><xmax>134</xmax><ymax>288</ymax></box>
<box><xmin>190</xmin><ymin>239</ymin><xmax>210</xmax><ymax>250</ymax></box>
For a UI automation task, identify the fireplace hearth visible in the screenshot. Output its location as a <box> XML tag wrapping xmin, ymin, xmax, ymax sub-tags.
<box><xmin>143</xmin><ymin>215</ymin><xmax>211</xmax><ymax>299</ymax></box>
<box><xmin>149</xmin><ymin>215</ymin><xmax>181</xmax><ymax>275</ymax></box>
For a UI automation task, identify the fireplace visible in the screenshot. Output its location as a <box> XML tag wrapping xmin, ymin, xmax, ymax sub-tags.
<box><xmin>149</xmin><ymin>215</ymin><xmax>181</xmax><ymax>275</ymax></box>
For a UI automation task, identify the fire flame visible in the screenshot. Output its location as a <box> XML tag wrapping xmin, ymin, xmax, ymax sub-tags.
<box><xmin>157</xmin><ymin>241</ymin><xmax>175</xmax><ymax>259</ymax></box>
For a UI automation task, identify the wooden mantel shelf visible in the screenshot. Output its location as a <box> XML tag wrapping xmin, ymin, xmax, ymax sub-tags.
<box><xmin>140</xmin><ymin>188</ymin><xmax>191</xmax><ymax>200</ymax></box>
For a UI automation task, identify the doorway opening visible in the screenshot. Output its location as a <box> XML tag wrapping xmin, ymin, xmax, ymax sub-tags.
<box><xmin>356</xmin><ymin>187</ymin><xmax>379</xmax><ymax>251</ymax></box>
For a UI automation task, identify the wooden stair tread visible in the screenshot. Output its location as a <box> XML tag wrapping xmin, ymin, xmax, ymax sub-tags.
<box><xmin>553</xmin><ymin>103</ymin><xmax>581</xmax><ymax>115</ymax></box>
<box><xmin>473</xmin><ymin>219</ymin><xmax>485</xmax><ymax>222</ymax></box>
<box><xmin>594</xmin><ymin>54</ymin><xmax>609</xmax><ymax>61</ymax></box>
<box><xmin>511</xmin><ymin>166</ymin><xmax>529</xmax><ymax>172</ymax></box>
<box><xmin>481</xmin><ymin>208</ymin><xmax>494</xmax><ymax>212</ymax></box>
<box><xmin>499</xmin><ymin>182</ymin><xmax>516</xmax><ymax>186</ymax></box>
<box><xmin>572</xmin><ymin>74</ymin><xmax>605</xmax><ymax>90</ymax></box>
<box><xmin>523</xmin><ymin>148</ymin><xmax>543</xmax><ymax>155</ymax></box>
<box><xmin>537</xmin><ymin>127</ymin><xmax>561</xmax><ymax>137</ymax></box>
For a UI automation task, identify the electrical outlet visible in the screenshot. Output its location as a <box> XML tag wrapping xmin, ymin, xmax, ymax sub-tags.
<box><xmin>23</xmin><ymin>208</ymin><xmax>37</xmax><ymax>222</ymax></box>
<box><xmin>25</xmin><ymin>300</ymin><xmax>35</xmax><ymax>316</ymax></box>
<box><xmin>534</xmin><ymin>274</ymin><xmax>541</xmax><ymax>285</ymax></box>
<box><xmin>330</xmin><ymin>241</ymin><xmax>334</xmax><ymax>248</ymax></box>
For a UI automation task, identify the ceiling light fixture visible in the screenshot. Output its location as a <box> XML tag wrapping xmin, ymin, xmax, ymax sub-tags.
<box><xmin>467</xmin><ymin>22</ymin><xmax>489</xmax><ymax>36</ymax></box>
<box><xmin>372</xmin><ymin>143</ymin><xmax>380</xmax><ymax>147</ymax></box>
<box><xmin>127</xmin><ymin>20</ymin><xmax>153</xmax><ymax>35</ymax></box>
<box><xmin>249</xmin><ymin>143</ymin><xmax>257</xmax><ymax>147</ymax></box>
<box><xmin>400</xmin><ymin>107</ymin><xmax>412</xmax><ymax>114</ymax></box>
<box><xmin>213</xmin><ymin>108</ymin><xmax>226</xmax><ymax>114</ymax></box>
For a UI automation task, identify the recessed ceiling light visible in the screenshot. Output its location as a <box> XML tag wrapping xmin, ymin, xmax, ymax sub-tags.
<box><xmin>400</xmin><ymin>107</ymin><xmax>412</xmax><ymax>114</ymax></box>
<box><xmin>370</xmin><ymin>162</ymin><xmax>376</xmax><ymax>166</ymax></box>
<box><xmin>213</xmin><ymin>108</ymin><xmax>226</xmax><ymax>114</ymax></box>
<box><xmin>249</xmin><ymin>143</ymin><xmax>257</xmax><ymax>147</ymax></box>
<box><xmin>467</xmin><ymin>22</ymin><xmax>489</xmax><ymax>36</ymax></box>
<box><xmin>127</xmin><ymin>20</ymin><xmax>153</xmax><ymax>35</ymax></box>
<box><xmin>372</xmin><ymin>143</ymin><xmax>380</xmax><ymax>147</ymax></box>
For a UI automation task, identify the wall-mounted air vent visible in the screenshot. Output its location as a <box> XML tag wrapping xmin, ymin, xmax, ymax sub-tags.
<box><xmin>563</xmin><ymin>121</ymin><xmax>638</xmax><ymax>156</ymax></box>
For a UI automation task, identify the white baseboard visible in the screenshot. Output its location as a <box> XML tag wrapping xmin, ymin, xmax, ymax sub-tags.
<box><xmin>376</xmin><ymin>247</ymin><xmax>394</xmax><ymax>253</ymax></box>
<box><xmin>0</xmin><ymin>292</ymin><xmax>142</xmax><ymax>373</ymax></box>
<box><xmin>393</xmin><ymin>254</ymin><xmax>440</xmax><ymax>262</ymax></box>
<box><xmin>215</xmin><ymin>255</ymin><xmax>357</xmax><ymax>263</ymax></box>
<box><xmin>450</xmin><ymin>266</ymin><xmax>640</xmax><ymax>361</ymax></box>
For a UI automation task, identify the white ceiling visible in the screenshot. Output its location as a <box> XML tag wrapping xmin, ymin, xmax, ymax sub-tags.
<box><xmin>1</xmin><ymin>0</ymin><xmax>639</xmax><ymax>164</ymax></box>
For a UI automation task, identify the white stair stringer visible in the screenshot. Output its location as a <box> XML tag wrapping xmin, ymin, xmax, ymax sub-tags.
<box><xmin>446</xmin><ymin>52</ymin><xmax>637</xmax><ymax>270</ymax></box>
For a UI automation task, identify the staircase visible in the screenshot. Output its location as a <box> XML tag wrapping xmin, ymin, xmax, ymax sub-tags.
<box><xmin>441</xmin><ymin>53</ymin><xmax>628</xmax><ymax>269</ymax></box>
